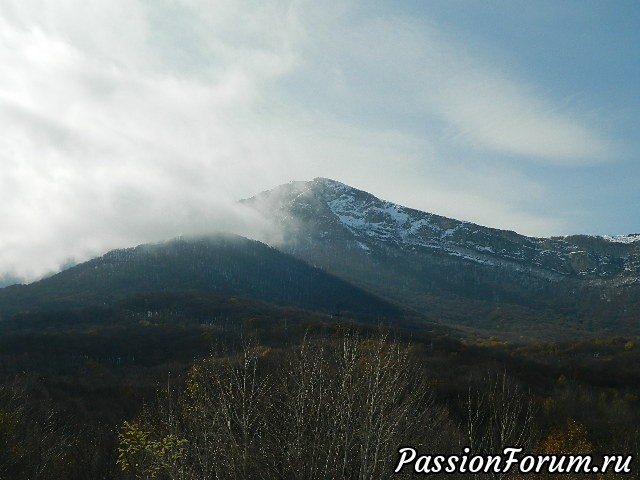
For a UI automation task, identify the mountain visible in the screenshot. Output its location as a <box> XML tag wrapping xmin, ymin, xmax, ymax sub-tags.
<box><xmin>0</xmin><ymin>234</ymin><xmax>402</xmax><ymax>321</ymax></box>
<box><xmin>242</xmin><ymin>178</ymin><xmax>640</xmax><ymax>336</ymax></box>
<box><xmin>2</xmin><ymin>180</ymin><xmax>637</xmax><ymax>338</ymax></box>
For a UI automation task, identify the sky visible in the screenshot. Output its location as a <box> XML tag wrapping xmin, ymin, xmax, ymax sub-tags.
<box><xmin>1</xmin><ymin>0</ymin><xmax>639</xmax><ymax>283</ymax></box>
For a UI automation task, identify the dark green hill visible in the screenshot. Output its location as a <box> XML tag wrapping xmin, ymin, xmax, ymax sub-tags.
<box><xmin>0</xmin><ymin>234</ymin><xmax>402</xmax><ymax>321</ymax></box>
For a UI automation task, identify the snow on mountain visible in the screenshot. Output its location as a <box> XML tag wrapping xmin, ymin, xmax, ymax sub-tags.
<box><xmin>244</xmin><ymin>178</ymin><xmax>640</xmax><ymax>281</ymax></box>
<box><xmin>601</xmin><ymin>234</ymin><xmax>640</xmax><ymax>244</ymax></box>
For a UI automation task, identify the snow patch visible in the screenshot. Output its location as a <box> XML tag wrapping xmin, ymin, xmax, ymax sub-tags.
<box><xmin>602</xmin><ymin>234</ymin><xmax>640</xmax><ymax>244</ymax></box>
<box><xmin>356</xmin><ymin>241</ymin><xmax>370</xmax><ymax>252</ymax></box>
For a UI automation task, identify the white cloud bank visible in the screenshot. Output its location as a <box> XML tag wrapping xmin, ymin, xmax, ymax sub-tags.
<box><xmin>0</xmin><ymin>0</ymin><xmax>618</xmax><ymax>282</ymax></box>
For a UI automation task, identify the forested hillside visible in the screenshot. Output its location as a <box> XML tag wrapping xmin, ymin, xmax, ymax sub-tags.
<box><xmin>0</xmin><ymin>301</ymin><xmax>639</xmax><ymax>478</ymax></box>
<box><xmin>0</xmin><ymin>234</ymin><xmax>401</xmax><ymax>321</ymax></box>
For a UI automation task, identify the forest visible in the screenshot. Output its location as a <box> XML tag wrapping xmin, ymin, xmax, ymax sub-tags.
<box><xmin>0</xmin><ymin>291</ymin><xmax>638</xmax><ymax>479</ymax></box>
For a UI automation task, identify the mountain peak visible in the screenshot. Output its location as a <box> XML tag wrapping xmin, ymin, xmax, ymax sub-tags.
<box><xmin>310</xmin><ymin>177</ymin><xmax>346</xmax><ymax>188</ymax></box>
<box><xmin>244</xmin><ymin>178</ymin><xmax>640</xmax><ymax>283</ymax></box>
<box><xmin>309</xmin><ymin>177</ymin><xmax>375</xmax><ymax>198</ymax></box>
<box><xmin>265</xmin><ymin>177</ymin><xmax>372</xmax><ymax>199</ymax></box>
<box><xmin>238</xmin><ymin>178</ymin><xmax>640</xmax><ymax>336</ymax></box>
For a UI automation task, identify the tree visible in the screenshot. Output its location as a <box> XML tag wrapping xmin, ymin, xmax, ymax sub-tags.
<box><xmin>117</xmin><ymin>331</ymin><xmax>458</xmax><ymax>479</ymax></box>
<box><xmin>465</xmin><ymin>370</ymin><xmax>537</xmax><ymax>479</ymax></box>
<box><xmin>0</xmin><ymin>381</ymin><xmax>76</xmax><ymax>480</ymax></box>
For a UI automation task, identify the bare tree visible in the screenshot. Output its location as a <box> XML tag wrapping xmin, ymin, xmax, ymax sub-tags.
<box><xmin>0</xmin><ymin>381</ymin><xmax>76</xmax><ymax>480</ymax></box>
<box><xmin>118</xmin><ymin>331</ymin><xmax>459</xmax><ymax>480</ymax></box>
<box><xmin>118</xmin><ymin>342</ymin><xmax>271</xmax><ymax>480</ymax></box>
<box><xmin>272</xmin><ymin>330</ymin><xmax>455</xmax><ymax>480</ymax></box>
<box><xmin>465</xmin><ymin>370</ymin><xmax>537</xmax><ymax>479</ymax></box>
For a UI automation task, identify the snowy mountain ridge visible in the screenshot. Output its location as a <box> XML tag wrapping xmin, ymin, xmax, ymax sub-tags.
<box><xmin>248</xmin><ymin>178</ymin><xmax>639</xmax><ymax>281</ymax></box>
<box><xmin>238</xmin><ymin>178</ymin><xmax>640</xmax><ymax>335</ymax></box>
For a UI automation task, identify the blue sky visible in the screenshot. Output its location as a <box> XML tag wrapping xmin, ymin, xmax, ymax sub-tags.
<box><xmin>0</xmin><ymin>0</ymin><xmax>638</xmax><ymax>281</ymax></box>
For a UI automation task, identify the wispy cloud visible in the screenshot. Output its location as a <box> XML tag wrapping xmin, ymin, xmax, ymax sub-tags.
<box><xmin>312</xmin><ymin>12</ymin><xmax>615</xmax><ymax>164</ymax></box>
<box><xmin>432</xmin><ymin>69</ymin><xmax>613</xmax><ymax>164</ymax></box>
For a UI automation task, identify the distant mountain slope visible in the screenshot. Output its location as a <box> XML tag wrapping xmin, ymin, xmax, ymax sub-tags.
<box><xmin>0</xmin><ymin>234</ymin><xmax>402</xmax><ymax>320</ymax></box>
<box><xmin>242</xmin><ymin>178</ymin><xmax>640</xmax><ymax>335</ymax></box>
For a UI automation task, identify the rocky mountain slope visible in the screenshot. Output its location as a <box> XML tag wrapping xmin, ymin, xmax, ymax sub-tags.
<box><xmin>243</xmin><ymin>178</ymin><xmax>640</xmax><ymax>335</ymax></box>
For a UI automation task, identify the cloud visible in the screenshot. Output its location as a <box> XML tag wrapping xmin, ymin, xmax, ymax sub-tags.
<box><xmin>0</xmin><ymin>0</ymin><xmax>301</xmax><ymax>281</ymax></box>
<box><xmin>0</xmin><ymin>0</ymin><xmax>618</xmax><ymax>282</ymax></box>
<box><xmin>309</xmin><ymin>13</ymin><xmax>615</xmax><ymax>164</ymax></box>
<box><xmin>433</xmin><ymin>70</ymin><xmax>613</xmax><ymax>164</ymax></box>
